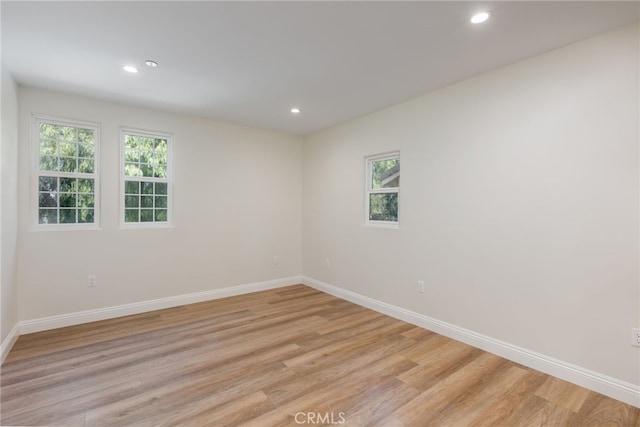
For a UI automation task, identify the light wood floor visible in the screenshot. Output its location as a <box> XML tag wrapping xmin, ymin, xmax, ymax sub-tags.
<box><xmin>2</xmin><ymin>285</ymin><xmax>638</xmax><ymax>426</ymax></box>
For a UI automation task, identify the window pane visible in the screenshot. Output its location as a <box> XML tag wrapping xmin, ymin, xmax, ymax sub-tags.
<box><xmin>372</xmin><ymin>158</ymin><xmax>400</xmax><ymax>189</ymax></box>
<box><xmin>60</xmin><ymin>178</ymin><xmax>77</xmax><ymax>192</ymax></box>
<box><xmin>78</xmin><ymin>209</ymin><xmax>94</xmax><ymax>223</ymax></box>
<box><xmin>39</xmin><ymin>209</ymin><xmax>58</xmax><ymax>224</ymax></box>
<box><xmin>39</xmin><ymin>176</ymin><xmax>58</xmax><ymax>192</ymax></box>
<box><xmin>141</xmin><ymin>181</ymin><xmax>153</xmax><ymax>194</ymax></box>
<box><xmin>78</xmin><ymin>158</ymin><xmax>94</xmax><ymax>173</ymax></box>
<box><xmin>125</xmin><ymin>180</ymin><xmax>140</xmax><ymax>194</ymax></box>
<box><xmin>369</xmin><ymin>193</ymin><xmax>398</xmax><ymax>222</ymax></box>
<box><xmin>139</xmin><ymin>137</ymin><xmax>154</xmax><ymax>151</ymax></box>
<box><xmin>155</xmin><ymin>209</ymin><xmax>167</xmax><ymax>222</ymax></box>
<box><xmin>59</xmin><ymin>141</ymin><xmax>77</xmax><ymax>157</ymax></box>
<box><xmin>140</xmin><ymin>209</ymin><xmax>154</xmax><ymax>222</ymax></box>
<box><xmin>77</xmin><ymin>128</ymin><xmax>94</xmax><ymax>143</ymax></box>
<box><xmin>153</xmin><ymin>165</ymin><xmax>167</xmax><ymax>178</ymax></box>
<box><xmin>155</xmin><ymin>182</ymin><xmax>167</xmax><ymax>195</ymax></box>
<box><xmin>125</xmin><ymin>195</ymin><xmax>139</xmax><ymax>208</ymax></box>
<box><xmin>154</xmin><ymin>138</ymin><xmax>167</xmax><ymax>152</ymax></box>
<box><xmin>125</xmin><ymin>147</ymin><xmax>139</xmax><ymax>162</ymax></box>
<box><xmin>39</xmin><ymin>192</ymin><xmax>58</xmax><ymax>208</ymax></box>
<box><xmin>40</xmin><ymin>139</ymin><xmax>57</xmax><ymax>156</ymax></box>
<box><xmin>154</xmin><ymin>140</ymin><xmax>167</xmax><ymax>166</ymax></box>
<box><xmin>60</xmin><ymin>209</ymin><xmax>77</xmax><ymax>223</ymax></box>
<box><xmin>59</xmin><ymin>126</ymin><xmax>77</xmax><ymax>142</ymax></box>
<box><xmin>125</xmin><ymin>209</ymin><xmax>139</xmax><ymax>223</ymax></box>
<box><xmin>60</xmin><ymin>157</ymin><xmax>77</xmax><ymax>173</ymax></box>
<box><xmin>77</xmin><ymin>179</ymin><xmax>94</xmax><ymax>193</ymax></box>
<box><xmin>140</xmin><ymin>163</ymin><xmax>153</xmax><ymax>177</ymax></box>
<box><xmin>40</xmin><ymin>123</ymin><xmax>60</xmax><ymax>139</ymax></box>
<box><xmin>78</xmin><ymin>193</ymin><xmax>95</xmax><ymax>208</ymax></box>
<box><xmin>154</xmin><ymin>196</ymin><xmax>167</xmax><ymax>208</ymax></box>
<box><xmin>125</xmin><ymin>135</ymin><xmax>139</xmax><ymax>150</ymax></box>
<box><xmin>140</xmin><ymin>150</ymin><xmax>152</xmax><ymax>165</ymax></box>
<box><xmin>39</xmin><ymin>156</ymin><xmax>59</xmax><ymax>171</ymax></box>
<box><xmin>78</xmin><ymin>142</ymin><xmax>94</xmax><ymax>158</ymax></box>
<box><xmin>59</xmin><ymin>193</ymin><xmax>76</xmax><ymax>208</ymax></box>
<box><xmin>141</xmin><ymin>195</ymin><xmax>154</xmax><ymax>208</ymax></box>
<box><xmin>125</xmin><ymin>163</ymin><xmax>142</xmax><ymax>177</ymax></box>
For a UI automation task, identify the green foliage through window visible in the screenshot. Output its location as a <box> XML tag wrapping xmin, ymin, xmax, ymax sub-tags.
<box><xmin>124</xmin><ymin>135</ymin><xmax>168</xmax><ymax>178</ymax></box>
<box><xmin>366</xmin><ymin>153</ymin><xmax>399</xmax><ymax>225</ymax></box>
<box><xmin>124</xmin><ymin>180</ymin><xmax>168</xmax><ymax>223</ymax></box>
<box><xmin>369</xmin><ymin>193</ymin><xmax>398</xmax><ymax>222</ymax></box>
<box><xmin>36</xmin><ymin>120</ymin><xmax>97</xmax><ymax>225</ymax></box>
<box><xmin>371</xmin><ymin>158</ymin><xmax>400</xmax><ymax>189</ymax></box>
<box><xmin>122</xmin><ymin>131</ymin><xmax>171</xmax><ymax>224</ymax></box>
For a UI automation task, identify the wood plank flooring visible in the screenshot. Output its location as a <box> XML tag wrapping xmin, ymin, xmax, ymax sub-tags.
<box><xmin>2</xmin><ymin>285</ymin><xmax>638</xmax><ymax>426</ymax></box>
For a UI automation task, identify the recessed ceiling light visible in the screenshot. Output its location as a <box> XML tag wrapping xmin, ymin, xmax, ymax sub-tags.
<box><xmin>145</xmin><ymin>60</ymin><xmax>158</xmax><ymax>68</ymax></box>
<box><xmin>470</xmin><ymin>11</ymin><xmax>491</xmax><ymax>24</ymax></box>
<box><xmin>123</xmin><ymin>65</ymin><xmax>139</xmax><ymax>73</ymax></box>
<box><xmin>290</xmin><ymin>108</ymin><xmax>301</xmax><ymax>114</ymax></box>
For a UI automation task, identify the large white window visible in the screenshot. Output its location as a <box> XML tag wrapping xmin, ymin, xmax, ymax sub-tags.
<box><xmin>121</xmin><ymin>129</ymin><xmax>172</xmax><ymax>226</ymax></box>
<box><xmin>33</xmin><ymin>116</ymin><xmax>99</xmax><ymax>228</ymax></box>
<box><xmin>365</xmin><ymin>152</ymin><xmax>400</xmax><ymax>227</ymax></box>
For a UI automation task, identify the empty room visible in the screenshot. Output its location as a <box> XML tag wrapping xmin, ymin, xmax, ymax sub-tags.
<box><xmin>1</xmin><ymin>1</ymin><xmax>639</xmax><ymax>426</ymax></box>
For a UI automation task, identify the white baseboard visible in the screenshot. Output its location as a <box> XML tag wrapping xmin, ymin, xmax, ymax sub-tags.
<box><xmin>1</xmin><ymin>323</ymin><xmax>20</xmax><ymax>365</ymax></box>
<box><xmin>302</xmin><ymin>276</ymin><xmax>640</xmax><ymax>409</ymax></box>
<box><xmin>18</xmin><ymin>276</ymin><xmax>302</xmax><ymax>335</ymax></box>
<box><xmin>7</xmin><ymin>275</ymin><xmax>639</xmax><ymax>408</ymax></box>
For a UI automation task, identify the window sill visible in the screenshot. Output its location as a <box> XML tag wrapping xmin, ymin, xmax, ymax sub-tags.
<box><xmin>364</xmin><ymin>221</ymin><xmax>400</xmax><ymax>229</ymax></box>
<box><xmin>31</xmin><ymin>224</ymin><xmax>102</xmax><ymax>232</ymax></box>
<box><xmin>119</xmin><ymin>223</ymin><xmax>175</xmax><ymax>230</ymax></box>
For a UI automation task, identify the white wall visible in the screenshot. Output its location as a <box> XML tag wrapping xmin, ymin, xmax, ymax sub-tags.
<box><xmin>1</xmin><ymin>65</ymin><xmax>19</xmax><ymax>346</ymax></box>
<box><xmin>7</xmin><ymin>20</ymin><xmax>639</xmax><ymax>403</ymax></box>
<box><xmin>17</xmin><ymin>87</ymin><xmax>302</xmax><ymax>321</ymax></box>
<box><xmin>303</xmin><ymin>24</ymin><xmax>639</xmax><ymax>386</ymax></box>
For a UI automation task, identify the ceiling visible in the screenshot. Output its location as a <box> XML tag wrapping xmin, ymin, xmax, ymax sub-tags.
<box><xmin>2</xmin><ymin>1</ymin><xmax>638</xmax><ymax>135</ymax></box>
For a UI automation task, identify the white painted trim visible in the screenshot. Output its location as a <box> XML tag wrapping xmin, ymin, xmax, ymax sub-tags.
<box><xmin>1</xmin><ymin>323</ymin><xmax>20</xmax><ymax>365</ymax></box>
<box><xmin>302</xmin><ymin>276</ymin><xmax>640</xmax><ymax>408</ymax></box>
<box><xmin>19</xmin><ymin>276</ymin><xmax>301</xmax><ymax>335</ymax></box>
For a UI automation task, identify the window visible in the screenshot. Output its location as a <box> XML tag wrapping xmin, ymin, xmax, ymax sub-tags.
<box><xmin>121</xmin><ymin>129</ymin><xmax>172</xmax><ymax>226</ymax></box>
<box><xmin>33</xmin><ymin>117</ymin><xmax>99</xmax><ymax>227</ymax></box>
<box><xmin>365</xmin><ymin>152</ymin><xmax>400</xmax><ymax>227</ymax></box>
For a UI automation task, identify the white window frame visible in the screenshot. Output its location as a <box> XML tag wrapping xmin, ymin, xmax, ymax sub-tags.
<box><xmin>31</xmin><ymin>115</ymin><xmax>101</xmax><ymax>230</ymax></box>
<box><xmin>365</xmin><ymin>151</ymin><xmax>400</xmax><ymax>228</ymax></box>
<box><xmin>120</xmin><ymin>128</ymin><xmax>174</xmax><ymax>228</ymax></box>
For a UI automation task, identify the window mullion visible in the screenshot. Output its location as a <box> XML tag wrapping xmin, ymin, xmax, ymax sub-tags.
<box><xmin>370</xmin><ymin>188</ymin><xmax>399</xmax><ymax>194</ymax></box>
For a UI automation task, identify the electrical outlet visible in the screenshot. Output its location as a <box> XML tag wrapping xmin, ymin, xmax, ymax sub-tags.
<box><xmin>417</xmin><ymin>280</ymin><xmax>425</xmax><ymax>293</ymax></box>
<box><xmin>632</xmin><ymin>328</ymin><xmax>640</xmax><ymax>347</ymax></box>
<box><xmin>325</xmin><ymin>259</ymin><xmax>330</xmax><ymax>268</ymax></box>
<box><xmin>273</xmin><ymin>256</ymin><xmax>279</xmax><ymax>265</ymax></box>
<box><xmin>88</xmin><ymin>275</ymin><xmax>96</xmax><ymax>287</ymax></box>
